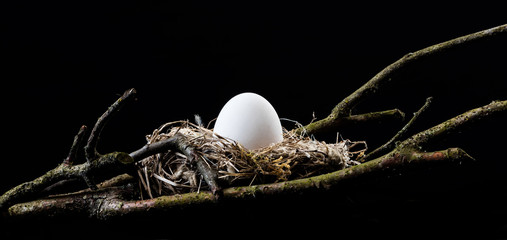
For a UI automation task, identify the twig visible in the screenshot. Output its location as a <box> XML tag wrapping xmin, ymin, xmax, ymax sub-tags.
<box><xmin>0</xmin><ymin>89</ymin><xmax>224</xmax><ymax>210</ymax></box>
<box><xmin>360</xmin><ymin>97</ymin><xmax>432</xmax><ymax>161</ymax></box>
<box><xmin>399</xmin><ymin>100</ymin><xmax>507</xmax><ymax>150</ymax></box>
<box><xmin>131</xmin><ymin>133</ymin><xmax>222</xmax><ymax>197</ymax></box>
<box><xmin>343</xmin><ymin>109</ymin><xmax>405</xmax><ymax>125</ymax></box>
<box><xmin>85</xmin><ymin>88</ymin><xmax>136</xmax><ymax>161</ymax></box>
<box><xmin>166</xmin><ymin>134</ymin><xmax>222</xmax><ymax>197</ymax></box>
<box><xmin>195</xmin><ymin>156</ymin><xmax>221</xmax><ymax>197</ymax></box>
<box><xmin>3</xmin><ymin>24</ymin><xmax>507</xmax><ymax>221</ymax></box>
<box><xmin>0</xmin><ymin>151</ymin><xmax>134</xmax><ymax>210</ymax></box>
<box><xmin>296</xmin><ymin>108</ymin><xmax>405</xmax><ymax>135</ymax></box>
<box><xmin>130</xmin><ymin>137</ymin><xmax>181</xmax><ymax>161</ymax></box>
<box><xmin>0</xmin><ymin>89</ymin><xmax>138</xmax><ymax>210</ymax></box>
<box><xmin>63</xmin><ymin>125</ymin><xmax>87</xmax><ymax>165</ymax></box>
<box><xmin>301</xmin><ymin>24</ymin><xmax>507</xmax><ymax>135</ymax></box>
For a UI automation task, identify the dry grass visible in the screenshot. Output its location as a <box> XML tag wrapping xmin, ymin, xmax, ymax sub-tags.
<box><xmin>136</xmin><ymin>121</ymin><xmax>365</xmax><ymax>199</ymax></box>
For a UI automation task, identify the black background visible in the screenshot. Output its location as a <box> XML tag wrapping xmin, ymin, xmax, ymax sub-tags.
<box><xmin>1</xmin><ymin>1</ymin><xmax>507</xmax><ymax>239</ymax></box>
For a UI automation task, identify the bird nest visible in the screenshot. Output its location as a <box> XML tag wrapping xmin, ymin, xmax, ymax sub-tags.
<box><xmin>136</xmin><ymin>121</ymin><xmax>366</xmax><ymax>199</ymax></box>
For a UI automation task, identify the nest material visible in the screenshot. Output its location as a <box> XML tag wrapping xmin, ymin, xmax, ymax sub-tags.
<box><xmin>136</xmin><ymin>121</ymin><xmax>366</xmax><ymax>199</ymax></box>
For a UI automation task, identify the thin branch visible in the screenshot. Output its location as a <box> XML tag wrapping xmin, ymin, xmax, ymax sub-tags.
<box><xmin>344</xmin><ymin>108</ymin><xmax>405</xmax><ymax>124</ymax></box>
<box><xmin>296</xmin><ymin>108</ymin><xmax>405</xmax><ymax>135</ymax></box>
<box><xmin>0</xmin><ymin>89</ymin><xmax>138</xmax><ymax>210</ymax></box>
<box><xmin>1</xmin><ymin>89</ymin><xmax>225</xmax><ymax>210</ymax></box>
<box><xmin>129</xmin><ymin>137</ymin><xmax>180</xmax><ymax>161</ymax></box>
<box><xmin>302</xmin><ymin>24</ymin><xmax>507</xmax><ymax>135</ymax></box>
<box><xmin>195</xmin><ymin>155</ymin><xmax>221</xmax><ymax>197</ymax></box>
<box><xmin>85</xmin><ymin>88</ymin><xmax>137</xmax><ymax>161</ymax></box>
<box><xmin>399</xmin><ymin>100</ymin><xmax>507</xmax><ymax>150</ymax></box>
<box><xmin>4</xmin><ymin>24</ymin><xmax>507</xmax><ymax>222</ymax></box>
<box><xmin>63</xmin><ymin>125</ymin><xmax>87</xmax><ymax>166</ymax></box>
<box><xmin>361</xmin><ymin>97</ymin><xmax>432</xmax><ymax>161</ymax></box>
<box><xmin>130</xmin><ymin>133</ymin><xmax>222</xmax><ymax>197</ymax></box>
<box><xmin>0</xmin><ymin>152</ymin><xmax>134</xmax><ymax>210</ymax></box>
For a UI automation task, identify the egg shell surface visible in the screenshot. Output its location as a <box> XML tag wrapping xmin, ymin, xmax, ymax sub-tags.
<box><xmin>213</xmin><ymin>92</ymin><xmax>283</xmax><ymax>150</ymax></box>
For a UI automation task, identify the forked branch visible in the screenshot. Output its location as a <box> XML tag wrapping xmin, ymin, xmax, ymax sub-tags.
<box><xmin>6</xmin><ymin>99</ymin><xmax>505</xmax><ymax>219</ymax></box>
<box><xmin>2</xmin><ymin>23</ymin><xmax>507</xmax><ymax>220</ymax></box>
<box><xmin>361</xmin><ymin>97</ymin><xmax>433</xmax><ymax>161</ymax></box>
<box><xmin>0</xmin><ymin>89</ymin><xmax>138</xmax><ymax>210</ymax></box>
<box><xmin>85</xmin><ymin>88</ymin><xmax>136</xmax><ymax>161</ymax></box>
<box><xmin>301</xmin><ymin>24</ymin><xmax>507</xmax><ymax>135</ymax></box>
<box><xmin>5</xmin><ymin>147</ymin><xmax>473</xmax><ymax>220</ymax></box>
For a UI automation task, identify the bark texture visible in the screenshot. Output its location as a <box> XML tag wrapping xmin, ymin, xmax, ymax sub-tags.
<box><xmin>2</xmin><ymin>24</ymin><xmax>507</xmax><ymax>222</ymax></box>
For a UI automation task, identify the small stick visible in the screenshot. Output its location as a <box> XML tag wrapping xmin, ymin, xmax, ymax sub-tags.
<box><xmin>361</xmin><ymin>97</ymin><xmax>432</xmax><ymax>161</ymax></box>
<box><xmin>399</xmin><ymin>99</ymin><xmax>507</xmax><ymax>149</ymax></box>
<box><xmin>85</xmin><ymin>88</ymin><xmax>136</xmax><ymax>161</ymax></box>
<box><xmin>130</xmin><ymin>133</ymin><xmax>222</xmax><ymax>198</ymax></box>
<box><xmin>302</xmin><ymin>24</ymin><xmax>507</xmax><ymax>135</ymax></box>
<box><xmin>130</xmin><ymin>137</ymin><xmax>180</xmax><ymax>161</ymax></box>
<box><xmin>295</xmin><ymin>108</ymin><xmax>405</xmax><ymax>135</ymax></box>
<box><xmin>63</xmin><ymin>125</ymin><xmax>87</xmax><ymax>166</ymax></box>
<box><xmin>195</xmin><ymin>155</ymin><xmax>221</xmax><ymax>198</ymax></box>
<box><xmin>169</xmin><ymin>134</ymin><xmax>222</xmax><ymax>198</ymax></box>
<box><xmin>0</xmin><ymin>89</ymin><xmax>138</xmax><ymax>209</ymax></box>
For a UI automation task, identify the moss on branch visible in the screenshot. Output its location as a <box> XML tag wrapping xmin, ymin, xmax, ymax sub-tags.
<box><xmin>302</xmin><ymin>24</ymin><xmax>507</xmax><ymax>135</ymax></box>
<box><xmin>300</xmin><ymin>108</ymin><xmax>405</xmax><ymax>135</ymax></box>
<box><xmin>3</xmin><ymin>24</ymin><xmax>507</xmax><ymax>223</ymax></box>
<box><xmin>399</xmin><ymin>100</ymin><xmax>507</xmax><ymax>149</ymax></box>
<box><xmin>6</xmin><ymin>147</ymin><xmax>473</xmax><ymax>220</ymax></box>
<box><xmin>0</xmin><ymin>152</ymin><xmax>133</xmax><ymax>210</ymax></box>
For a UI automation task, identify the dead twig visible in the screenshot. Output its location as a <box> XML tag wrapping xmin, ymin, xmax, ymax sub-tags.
<box><xmin>360</xmin><ymin>97</ymin><xmax>433</xmax><ymax>161</ymax></box>
<box><xmin>0</xmin><ymin>89</ymin><xmax>137</xmax><ymax>210</ymax></box>
<box><xmin>85</xmin><ymin>88</ymin><xmax>136</xmax><ymax>161</ymax></box>
<box><xmin>399</xmin><ymin>99</ymin><xmax>507</xmax><ymax>150</ymax></box>
<box><xmin>300</xmin><ymin>24</ymin><xmax>507</xmax><ymax>135</ymax></box>
<box><xmin>63</xmin><ymin>125</ymin><xmax>87</xmax><ymax>166</ymax></box>
<box><xmin>132</xmin><ymin>133</ymin><xmax>222</xmax><ymax>197</ymax></box>
<box><xmin>2</xmin><ymin>24</ymin><xmax>507</xmax><ymax>222</ymax></box>
<box><xmin>0</xmin><ymin>89</ymin><xmax>225</xmax><ymax>210</ymax></box>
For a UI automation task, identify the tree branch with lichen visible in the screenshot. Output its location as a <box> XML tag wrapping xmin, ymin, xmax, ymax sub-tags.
<box><xmin>5</xmin><ymin>147</ymin><xmax>474</xmax><ymax>220</ymax></box>
<box><xmin>0</xmin><ymin>89</ymin><xmax>137</xmax><ymax>210</ymax></box>
<box><xmin>4</xmin><ymin>98</ymin><xmax>506</xmax><ymax>220</ymax></box>
<box><xmin>0</xmin><ymin>88</ymin><xmax>222</xmax><ymax>210</ymax></box>
<box><xmin>2</xmin><ymin>23</ymin><xmax>507</xmax><ymax>221</ymax></box>
<box><xmin>360</xmin><ymin>97</ymin><xmax>433</xmax><ymax>161</ymax></box>
<box><xmin>300</xmin><ymin>23</ymin><xmax>507</xmax><ymax>135</ymax></box>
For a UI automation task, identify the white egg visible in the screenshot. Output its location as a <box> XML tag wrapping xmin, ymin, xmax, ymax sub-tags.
<box><xmin>213</xmin><ymin>92</ymin><xmax>283</xmax><ymax>150</ymax></box>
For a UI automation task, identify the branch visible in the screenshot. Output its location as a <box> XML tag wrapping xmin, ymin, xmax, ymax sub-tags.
<box><xmin>63</xmin><ymin>125</ymin><xmax>87</xmax><ymax>165</ymax></box>
<box><xmin>4</xmin><ymin>24</ymin><xmax>507</xmax><ymax>222</ymax></box>
<box><xmin>130</xmin><ymin>133</ymin><xmax>221</xmax><ymax>197</ymax></box>
<box><xmin>5</xmin><ymin>148</ymin><xmax>472</xmax><ymax>220</ymax></box>
<box><xmin>297</xmin><ymin>108</ymin><xmax>405</xmax><ymax>135</ymax></box>
<box><xmin>129</xmin><ymin>137</ymin><xmax>181</xmax><ymax>161</ymax></box>
<box><xmin>0</xmin><ymin>89</ymin><xmax>138</xmax><ymax>210</ymax></box>
<box><xmin>399</xmin><ymin>100</ymin><xmax>507</xmax><ymax>150</ymax></box>
<box><xmin>302</xmin><ymin>24</ymin><xmax>507</xmax><ymax>135</ymax></box>
<box><xmin>9</xmin><ymin>99</ymin><xmax>505</xmax><ymax>219</ymax></box>
<box><xmin>4</xmin><ymin>99</ymin><xmax>506</xmax><ymax>220</ymax></box>
<box><xmin>0</xmin><ymin>152</ymin><xmax>133</xmax><ymax>210</ymax></box>
<box><xmin>0</xmin><ymin>89</ymin><xmax>224</xmax><ymax>210</ymax></box>
<box><xmin>85</xmin><ymin>88</ymin><xmax>136</xmax><ymax>161</ymax></box>
<box><xmin>361</xmin><ymin>97</ymin><xmax>432</xmax><ymax>161</ymax></box>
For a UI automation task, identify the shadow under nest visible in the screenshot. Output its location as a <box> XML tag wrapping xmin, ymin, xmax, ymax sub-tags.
<box><xmin>136</xmin><ymin>121</ymin><xmax>366</xmax><ymax>199</ymax></box>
